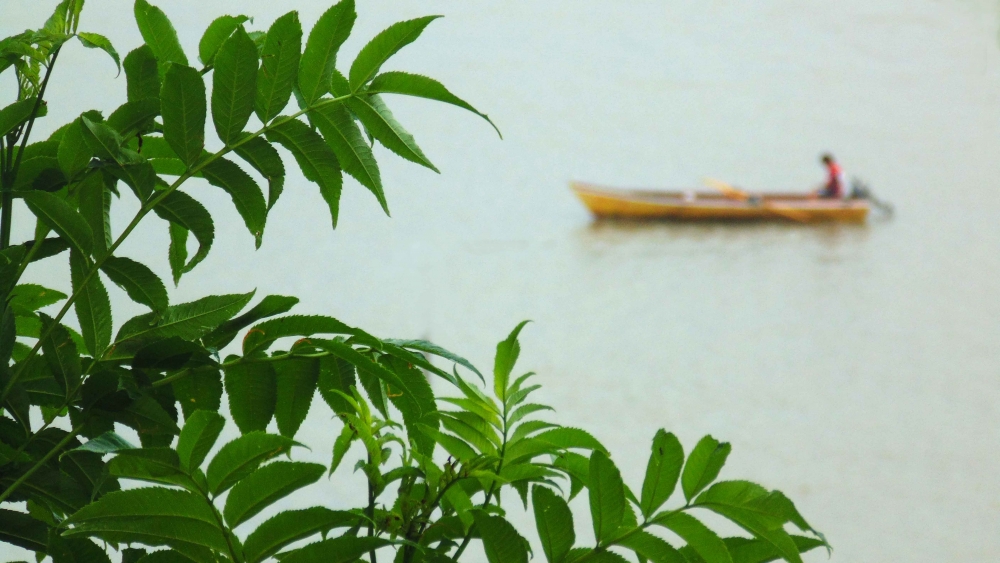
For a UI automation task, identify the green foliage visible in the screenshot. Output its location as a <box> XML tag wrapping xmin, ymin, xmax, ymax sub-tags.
<box><xmin>0</xmin><ymin>3</ymin><xmax>825</xmax><ymax>563</ymax></box>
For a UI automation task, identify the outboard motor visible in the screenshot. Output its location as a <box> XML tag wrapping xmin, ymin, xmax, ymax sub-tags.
<box><xmin>851</xmin><ymin>178</ymin><xmax>894</xmax><ymax>216</ymax></box>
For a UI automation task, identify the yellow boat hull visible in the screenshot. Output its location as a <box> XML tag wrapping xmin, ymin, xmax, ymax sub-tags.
<box><xmin>571</xmin><ymin>182</ymin><xmax>869</xmax><ymax>223</ymax></box>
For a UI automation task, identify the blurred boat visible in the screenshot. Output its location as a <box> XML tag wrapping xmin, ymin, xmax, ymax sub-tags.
<box><xmin>571</xmin><ymin>181</ymin><xmax>870</xmax><ymax>223</ymax></box>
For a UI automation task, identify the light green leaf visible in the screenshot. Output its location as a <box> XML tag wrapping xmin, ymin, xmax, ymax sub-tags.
<box><xmin>493</xmin><ymin>320</ymin><xmax>529</xmax><ymax>401</ymax></box>
<box><xmin>242</xmin><ymin>507</ymin><xmax>356</xmax><ymax>563</ymax></box>
<box><xmin>348</xmin><ymin>16</ymin><xmax>439</xmax><ymax>91</ymax></box>
<box><xmin>641</xmin><ymin>430</ymin><xmax>684</xmax><ymax>518</ymax></box>
<box><xmin>201</xmin><ymin>294</ymin><xmax>299</xmax><ymax>349</ymax></box>
<box><xmin>134</xmin><ymin>0</ymin><xmax>189</xmax><ymax>70</ymax></box>
<box><xmin>205</xmin><ymin>431</ymin><xmax>297</xmax><ymax>496</ymax></box>
<box><xmin>176</xmin><ymin>409</ymin><xmax>225</xmax><ymax>471</ymax></box>
<box><xmin>23</xmin><ymin>191</ymin><xmax>93</xmax><ymax>256</ymax></box>
<box><xmin>198</xmin><ymin>15</ymin><xmax>249</xmax><ymax>66</ymax></box>
<box><xmin>0</xmin><ymin>98</ymin><xmax>37</xmax><ymax>137</ymax></box>
<box><xmin>368</xmin><ymin>71</ymin><xmax>500</xmax><ymax>137</ymax></box>
<box><xmin>201</xmin><ymin>157</ymin><xmax>267</xmax><ymax>247</ymax></box>
<box><xmin>151</xmin><ymin>189</ymin><xmax>215</xmax><ymax>282</ymax></box>
<box><xmin>617</xmin><ymin>531</ymin><xmax>685</xmax><ymax>563</ymax></box>
<box><xmin>532</xmin><ymin>486</ymin><xmax>574</xmax><ymax>563</ymax></box>
<box><xmin>274</xmin><ymin>357</ymin><xmax>318</xmax><ymax>438</ymax></box>
<box><xmin>589</xmin><ymin>450</ymin><xmax>625</xmax><ymax>543</ymax></box>
<box><xmin>160</xmin><ymin>63</ymin><xmax>206</xmax><ymax>166</ymax></box>
<box><xmin>223</xmin><ymin>461</ymin><xmax>324</xmax><ymax>527</ymax></box>
<box><xmin>347</xmin><ymin>94</ymin><xmax>436</xmax><ymax>172</ymax></box>
<box><xmin>534</xmin><ymin>427</ymin><xmax>607</xmax><ymax>453</ymax></box>
<box><xmin>77</xmin><ymin>32</ymin><xmax>121</xmax><ymax>73</ymax></box>
<box><xmin>70</xmin><ymin>250</ymin><xmax>112</xmax><ymax>357</ymax></box>
<box><xmin>242</xmin><ymin>314</ymin><xmax>355</xmax><ymax>355</ymax></box>
<box><xmin>266</xmin><ymin>118</ymin><xmax>342</xmax><ymax>228</ymax></box>
<box><xmin>234</xmin><ymin>135</ymin><xmax>286</xmax><ymax>211</ymax></box>
<box><xmin>309</xmin><ymin>103</ymin><xmax>385</xmax><ymax>214</ymax></box>
<box><xmin>255</xmin><ymin>11</ymin><xmax>302</xmax><ymax>124</ymax></box>
<box><xmin>124</xmin><ymin>45</ymin><xmax>160</xmax><ymax>102</ymax></box>
<box><xmin>101</xmin><ymin>255</ymin><xmax>169</xmax><ymax>313</ymax></box>
<box><xmin>474</xmin><ymin>513</ymin><xmax>528</xmax><ymax>563</ymax></box>
<box><xmin>682</xmin><ymin>435</ymin><xmax>731</xmax><ymax>502</ymax></box>
<box><xmin>224</xmin><ymin>361</ymin><xmax>277</xmax><ymax>434</ymax></box>
<box><xmin>212</xmin><ymin>26</ymin><xmax>258</xmax><ymax>144</ymax></box>
<box><xmin>329</xmin><ymin>421</ymin><xmax>356</xmax><ymax>473</ymax></box>
<box><xmin>297</xmin><ymin>0</ymin><xmax>355</xmax><ymax>105</ymax></box>
<box><xmin>653</xmin><ymin>512</ymin><xmax>732</xmax><ymax>563</ymax></box>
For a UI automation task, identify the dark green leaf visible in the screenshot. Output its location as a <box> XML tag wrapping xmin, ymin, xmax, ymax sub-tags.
<box><xmin>205</xmin><ymin>431</ymin><xmax>296</xmax><ymax>495</ymax></box>
<box><xmin>113</xmin><ymin>394</ymin><xmax>181</xmax><ymax>437</ymax></box>
<box><xmin>242</xmin><ymin>507</ymin><xmax>356</xmax><ymax>563</ymax></box>
<box><xmin>0</xmin><ymin>508</ymin><xmax>49</xmax><ymax>552</ymax></box>
<box><xmin>473</xmin><ymin>513</ymin><xmax>528</xmax><ymax>563</ymax></box>
<box><xmin>265</xmin><ymin>118</ymin><xmax>342</xmax><ymax>228</ymax></box>
<box><xmin>255</xmin><ymin>11</ymin><xmax>302</xmax><ymax>124</ymax></box>
<box><xmin>101</xmin><ymin>255</ymin><xmax>169</xmax><ymax>313</ymax></box>
<box><xmin>202</xmin><ymin>294</ymin><xmax>299</xmax><ymax>349</ymax></box>
<box><xmin>223</xmin><ymin>461</ymin><xmax>324</xmax><ymax>527</ymax></box>
<box><xmin>160</xmin><ymin>63</ymin><xmax>206</xmax><ymax>166</ymax></box>
<box><xmin>641</xmin><ymin>430</ymin><xmax>684</xmax><ymax>518</ymax></box>
<box><xmin>532</xmin><ymin>486</ymin><xmax>574</xmax><ymax>563</ymax></box>
<box><xmin>347</xmin><ymin>94</ymin><xmax>436</xmax><ymax>172</ymax></box>
<box><xmin>49</xmin><ymin>536</ymin><xmax>113</xmax><ymax>563</ymax></box>
<box><xmin>176</xmin><ymin>409</ymin><xmax>225</xmax><ymax>471</ymax></box>
<box><xmin>152</xmin><ymin>189</ymin><xmax>215</xmax><ymax>282</ymax></box>
<box><xmin>77</xmin><ymin>32</ymin><xmax>121</xmax><ymax>73</ymax></box>
<box><xmin>76</xmin><ymin>173</ymin><xmax>112</xmax><ymax>257</ymax></box>
<box><xmin>233</xmin><ymin>135</ymin><xmax>285</xmax><ymax>211</ymax></box>
<box><xmin>682</xmin><ymin>435</ymin><xmax>731</xmax><ymax>502</ymax></box>
<box><xmin>242</xmin><ymin>314</ymin><xmax>355</xmax><ymax>355</ymax></box>
<box><xmin>107</xmin><ymin>448</ymin><xmax>192</xmax><ymax>489</ymax></box>
<box><xmin>368</xmin><ymin>71</ymin><xmax>500</xmax><ymax>137</ymax></box>
<box><xmin>317</xmin><ymin>356</ymin><xmax>355</xmax><ymax>414</ymax></box>
<box><xmin>173</xmin><ymin>368</ymin><xmax>223</xmax><ymax>418</ymax></box>
<box><xmin>107</xmin><ymin>98</ymin><xmax>160</xmax><ymax>138</ymax></box>
<box><xmin>201</xmin><ymin>157</ymin><xmax>267</xmax><ymax>247</ymax></box>
<box><xmin>70</xmin><ymin>249</ymin><xmax>112</xmax><ymax>357</ymax></box>
<box><xmin>198</xmin><ymin>15</ymin><xmax>249</xmax><ymax>66</ymax></box>
<box><xmin>38</xmin><ymin>313</ymin><xmax>81</xmax><ymax>396</ymax></box>
<box><xmin>224</xmin><ymin>361</ymin><xmax>277</xmax><ymax>434</ymax></box>
<box><xmin>297</xmin><ymin>0</ymin><xmax>355</xmax><ymax>105</ymax></box>
<box><xmin>134</xmin><ymin>0</ymin><xmax>189</xmax><ymax>70</ymax></box>
<box><xmin>653</xmin><ymin>512</ymin><xmax>732</xmax><ymax>563</ymax></box>
<box><xmin>274</xmin><ymin>357</ymin><xmax>318</xmax><ymax>438</ymax></box>
<box><xmin>589</xmin><ymin>450</ymin><xmax>625</xmax><ymax>543</ymax></box>
<box><xmin>124</xmin><ymin>45</ymin><xmax>161</xmax><ymax>102</ymax></box>
<box><xmin>8</xmin><ymin>283</ymin><xmax>66</xmax><ymax>315</ymax></box>
<box><xmin>309</xmin><ymin>103</ymin><xmax>385</xmax><ymax>214</ymax></box>
<box><xmin>23</xmin><ymin>191</ymin><xmax>93</xmax><ymax>256</ymax></box>
<box><xmin>212</xmin><ymin>26</ymin><xmax>258</xmax><ymax>144</ymax></box>
<box><xmin>57</xmin><ymin>119</ymin><xmax>92</xmax><ymax>179</ymax></box>
<box><xmin>348</xmin><ymin>16</ymin><xmax>439</xmax><ymax>91</ymax></box>
<box><xmin>0</xmin><ymin>98</ymin><xmax>37</xmax><ymax>137</ymax></box>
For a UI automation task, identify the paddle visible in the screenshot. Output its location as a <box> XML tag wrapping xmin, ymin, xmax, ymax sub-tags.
<box><xmin>703</xmin><ymin>178</ymin><xmax>812</xmax><ymax>223</ymax></box>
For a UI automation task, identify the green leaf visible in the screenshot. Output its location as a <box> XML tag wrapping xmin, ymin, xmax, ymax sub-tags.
<box><xmin>212</xmin><ymin>26</ymin><xmax>258</xmax><ymax>144</ymax></box>
<box><xmin>63</xmin><ymin>487</ymin><xmax>228</xmax><ymax>563</ymax></box>
<box><xmin>77</xmin><ymin>33</ymin><xmax>121</xmax><ymax>73</ymax></box>
<box><xmin>473</xmin><ymin>513</ymin><xmax>528</xmax><ymax>563</ymax></box>
<box><xmin>274</xmin><ymin>357</ymin><xmax>318</xmax><ymax>438</ymax></box>
<box><xmin>242</xmin><ymin>314</ymin><xmax>355</xmax><ymax>355</ymax></box>
<box><xmin>494</xmin><ymin>321</ymin><xmax>528</xmax><ymax>401</ymax></box>
<box><xmin>49</xmin><ymin>536</ymin><xmax>113</xmax><ymax>563</ymax></box>
<box><xmin>616</xmin><ymin>531</ymin><xmax>685</xmax><ymax>563</ymax></box>
<box><xmin>309</xmin><ymin>103</ymin><xmax>385</xmax><ymax>214</ymax></box>
<box><xmin>588</xmin><ymin>450</ymin><xmax>625</xmax><ymax>544</ymax></box>
<box><xmin>347</xmin><ymin>95</ymin><xmax>436</xmax><ymax>172</ymax></box>
<box><xmin>297</xmin><ymin>0</ymin><xmax>355</xmax><ymax>105</ymax></box>
<box><xmin>205</xmin><ymin>431</ymin><xmax>297</xmax><ymax>495</ymax></box>
<box><xmin>198</xmin><ymin>15</ymin><xmax>249</xmax><ymax>66</ymax></box>
<box><xmin>348</xmin><ymin>16</ymin><xmax>439</xmax><ymax>91</ymax></box>
<box><xmin>107</xmin><ymin>98</ymin><xmax>161</xmax><ymax>138</ymax></box>
<box><xmin>641</xmin><ymin>430</ymin><xmax>684</xmax><ymax>518</ymax></box>
<box><xmin>223</xmin><ymin>461</ymin><xmax>324</xmax><ymax>527</ymax></box>
<box><xmin>176</xmin><ymin>409</ymin><xmax>225</xmax><ymax>471</ymax></box>
<box><xmin>202</xmin><ymin>294</ymin><xmax>299</xmax><ymax>349</ymax></box>
<box><xmin>532</xmin><ymin>486</ymin><xmax>574</xmax><ymax>563</ymax></box>
<box><xmin>173</xmin><ymin>368</ymin><xmax>223</xmax><ymax>418</ymax></box>
<box><xmin>152</xmin><ymin>189</ymin><xmax>215</xmax><ymax>282</ymax></box>
<box><xmin>107</xmin><ymin>448</ymin><xmax>193</xmax><ymax>489</ymax></box>
<box><xmin>201</xmin><ymin>157</ymin><xmax>267</xmax><ymax>247</ymax></box>
<box><xmin>224</xmin><ymin>362</ymin><xmax>277</xmax><ymax>434</ymax></box>
<box><xmin>0</xmin><ymin>98</ymin><xmax>37</xmax><ymax>137</ymax></box>
<box><xmin>682</xmin><ymin>435</ymin><xmax>731</xmax><ymax>502</ymax></box>
<box><xmin>110</xmin><ymin>292</ymin><xmax>252</xmax><ymax>360</ymax></box>
<box><xmin>160</xmin><ymin>63</ymin><xmax>206</xmax><ymax>166</ymax></box>
<box><xmin>265</xmin><ymin>118</ymin><xmax>342</xmax><ymax>228</ymax></box>
<box><xmin>9</xmin><ymin>283</ymin><xmax>66</xmax><ymax>315</ymax></box>
<box><xmin>134</xmin><ymin>0</ymin><xmax>189</xmax><ymax>70</ymax></box>
<box><xmin>80</xmin><ymin>116</ymin><xmax>132</xmax><ymax>165</ymax></box>
<box><xmin>124</xmin><ymin>45</ymin><xmax>161</xmax><ymax>102</ymax></box>
<box><xmin>134</xmin><ymin>551</ymin><xmax>194</xmax><ymax>563</ymax></box>
<box><xmin>383</xmin><ymin>338</ymin><xmax>482</xmax><ymax>381</ymax></box>
<box><xmin>168</xmin><ymin>223</ymin><xmax>189</xmax><ymax>283</ymax></box>
<box><xmin>255</xmin><ymin>11</ymin><xmax>302</xmax><ymax>124</ymax></box>
<box><xmin>234</xmin><ymin>135</ymin><xmax>286</xmax><ymax>211</ymax></box>
<box><xmin>329</xmin><ymin>421</ymin><xmax>356</xmax><ymax>473</ymax></box>
<box><xmin>77</xmin><ymin>173</ymin><xmax>112</xmax><ymax>257</ymax></box>
<box><xmin>73</xmin><ymin>431</ymin><xmax>137</xmax><ymax>455</ymax></box>
<box><xmin>69</xmin><ymin>250</ymin><xmax>112</xmax><ymax>357</ymax></box>
<box><xmin>653</xmin><ymin>512</ymin><xmax>732</xmax><ymax>563</ymax></box>
<box><xmin>242</xmin><ymin>507</ymin><xmax>356</xmax><ymax>563</ymax></box>
<box><xmin>38</xmin><ymin>313</ymin><xmax>82</xmax><ymax>396</ymax></box>
<box><xmin>101</xmin><ymin>256</ymin><xmax>169</xmax><ymax>313</ymax></box>
<box><xmin>282</xmin><ymin>536</ymin><xmax>389</xmax><ymax>563</ymax></box>
<box><xmin>317</xmin><ymin>356</ymin><xmax>355</xmax><ymax>415</ymax></box>
<box><xmin>23</xmin><ymin>191</ymin><xmax>93</xmax><ymax>256</ymax></box>
<box><xmin>114</xmin><ymin>394</ymin><xmax>181</xmax><ymax>437</ymax></box>
<box><xmin>368</xmin><ymin>71</ymin><xmax>500</xmax><ymax>137</ymax></box>
<box><xmin>57</xmin><ymin>119</ymin><xmax>93</xmax><ymax>179</ymax></box>
<box><xmin>0</xmin><ymin>508</ymin><xmax>49</xmax><ymax>552</ymax></box>
<box><xmin>107</xmin><ymin>162</ymin><xmax>158</xmax><ymax>200</ymax></box>
<box><xmin>534</xmin><ymin>427</ymin><xmax>607</xmax><ymax>453</ymax></box>
<box><xmin>722</xmin><ymin>536</ymin><xmax>825</xmax><ymax>563</ymax></box>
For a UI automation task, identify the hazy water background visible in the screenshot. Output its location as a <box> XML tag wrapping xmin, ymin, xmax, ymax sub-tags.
<box><xmin>4</xmin><ymin>0</ymin><xmax>1000</xmax><ymax>561</ymax></box>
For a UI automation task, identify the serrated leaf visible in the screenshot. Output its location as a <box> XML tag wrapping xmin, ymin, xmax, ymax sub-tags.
<box><xmin>348</xmin><ymin>16</ymin><xmax>439</xmax><ymax>91</ymax></box>
<box><xmin>682</xmin><ymin>435</ymin><xmax>731</xmax><ymax>502</ymax></box>
<box><xmin>297</xmin><ymin>0</ymin><xmax>355</xmax><ymax>105</ymax></box>
<box><xmin>532</xmin><ymin>486</ymin><xmax>574</xmax><ymax>563</ymax></box>
<box><xmin>176</xmin><ymin>410</ymin><xmax>225</xmax><ymax>471</ymax></box>
<box><xmin>134</xmin><ymin>0</ymin><xmax>189</xmax><ymax>70</ymax></box>
<box><xmin>38</xmin><ymin>313</ymin><xmax>82</xmax><ymax>396</ymax></box>
<box><xmin>49</xmin><ymin>536</ymin><xmax>113</xmax><ymax>563</ymax></box>
<box><xmin>266</xmin><ymin>118</ymin><xmax>342</xmax><ymax>228</ymax></box>
<box><xmin>23</xmin><ymin>191</ymin><xmax>93</xmax><ymax>256</ymax></box>
<box><xmin>72</xmin><ymin>431</ymin><xmax>137</xmax><ymax>455</ymax></box>
<box><xmin>200</xmin><ymin>157</ymin><xmax>267</xmax><ymax>246</ymax></box>
<box><xmin>589</xmin><ymin>450</ymin><xmax>625</xmax><ymax>543</ymax></box>
<box><xmin>224</xmin><ymin>361</ymin><xmax>277</xmax><ymax>434</ymax></box>
<box><xmin>160</xmin><ymin>63</ymin><xmax>206</xmax><ymax>166</ymax></box>
<box><xmin>124</xmin><ymin>45</ymin><xmax>161</xmax><ymax>102</ymax></box>
<box><xmin>152</xmin><ymin>189</ymin><xmax>215</xmax><ymax>282</ymax></box>
<box><xmin>653</xmin><ymin>512</ymin><xmax>732</xmax><ymax>563</ymax></box>
<box><xmin>242</xmin><ymin>507</ymin><xmax>356</xmax><ymax>563</ymax></box>
<box><xmin>255</xmin><ymin>11</ymin><xmax>302</xmax><ymax>124</ymax></box>
<box><xmin>0</xmin><ymin>508</ymin><xmax>49</xmax><ymax>552</ymax></box>
<box><xmin>309</xmin><ymin>103</ymin><xmax>385</xmax><ymax>214</ymax></box>
<box><xmin>101</xmin><ymin>255</ymin><xmax>169</xmax><ymax>313</ymax></box>
<box><xmin>641</xmin><ymin>430</ymin><xmax>684</xmax><ymax>518</ymax></box>
<box><xmin>242</xmin><ymin>314</ymin><xmax>355</xmax><ymax>355</ymax></box>
<box><xmin>77</xmin><ymin>32</ymin><xmax>121</xmax><ymax>73</ymax></box>
<box><xmin>107</xmin><ymin>448</ymin><xmax>193</xmax><ymax>489</ymax></box>
<box><xmin>274</xmin><ymin>357</ymin><xmax>318</xmax><ymax>438</ymax></box>
<box><xmin>201</xmin><ymin>294</ymin><xmax>298</xmax><ymax>349</ymax></box>
<box><xmin>534</xmin><ymin>427</ymin><xmax>607</xmax><ymax>453</ymax></box>
<box><xmin>212</xmin><ymin>26</ymin><xmax>258</xmax><ymax>144</ymax></box>
<box><xmin>494</xmin><ymin>321</ymin><xmax>528</xmax><ymax>401</ymax></box>
<box><xmin>223</xmin><ymin>461</ymin><xmax>324</xmax><ymax>527</ymax></box>
<box><xmin>473</xmin><ymin>513</ymin><xmax>528</xmax><ymax>563</ymax></box>
<box><xmin>76</xmin><ymin>172</ymin><xmax>112</xmax><ymax>257</ymax></box>
<box><xmin>347</xmin><ymin>94</ymin><xmax>436</xmax><ymax>172</ymax></box>
<box><xmin>723</xmin><ymin>536</ymin><xmax>826</xmax><ymax>563</ymax></box>
<box><xmin>70</xmin><ymin>249</ymin><xmax>112</xmax><ymax>357</ymax></box>
<box><xmin>368</xmin><ymin>71</ymin><xmax>500</xmax><ymax>137</ymax></box>
<box><xmin>617</xmin><ymin>531</ymin><xmax>685</xmax><ymax>563</ymax></box>
<box><xmin>234</xmin><ymin>135</ymin><xmax>286</xmax><ymax>211</ymax></box>
<box><xmin>198</xmin><ymin>15</ymin><xmax>249</xmax><ymax>66</ymax></box>
<box><xmin>384</xmin><ymin>338</ymin><xmax>482</xmax><ymax>381</ymax></box>
<box><xmin>0</xmin><ymin>98</ymin><xmax>37</xmax><ymax>137</ymax></box>
<box><xmin>9</xmin><ymin>283</ymin><xmax>66</xmax><ymax>315</ymax></box>
<box><xmin>205</xmin><ymin>431</ymin><xmax>296</xmax><ymax>495</ymax></box>
<box><xmin>317</xmin><ymin>356</ymin><xmax>355</xmax><ymax>414</ymax></box>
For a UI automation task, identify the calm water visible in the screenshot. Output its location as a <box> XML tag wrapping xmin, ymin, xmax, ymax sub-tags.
<box><xmin>5</xmin><ymin>0</ymin><xmax>1000</xmax><ymax>561</ymax></box>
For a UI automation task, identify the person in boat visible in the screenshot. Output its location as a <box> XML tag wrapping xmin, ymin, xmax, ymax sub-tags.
<box><xmin>817</xmin><ymin>153</ymin><xmax>847</xmax><ymax>199</ymax></box>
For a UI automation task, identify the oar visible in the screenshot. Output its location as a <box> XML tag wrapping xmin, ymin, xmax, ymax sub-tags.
<box><xmin>703</xmin><ymin>178</ymin><xmax>812</xmax><ymax>223</ymax></box>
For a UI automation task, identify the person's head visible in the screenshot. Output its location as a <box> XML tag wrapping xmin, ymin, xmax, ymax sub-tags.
<box><xmin>820</xmin><ymin>153</ymin><xmax>835</xmax><ymax>166</ymax></box>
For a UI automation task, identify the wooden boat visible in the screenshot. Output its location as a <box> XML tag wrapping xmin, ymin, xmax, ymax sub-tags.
<box><xmin>571</xmin><ymin>182</ymin><xmax>870</xmax><ymax>223</ymax></box>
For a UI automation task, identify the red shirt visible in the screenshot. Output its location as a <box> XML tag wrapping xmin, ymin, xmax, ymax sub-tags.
<box><xmin>826</xmin><ymin>162</ymin><xmax>844</xmax><ymax>197</ymax></box>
